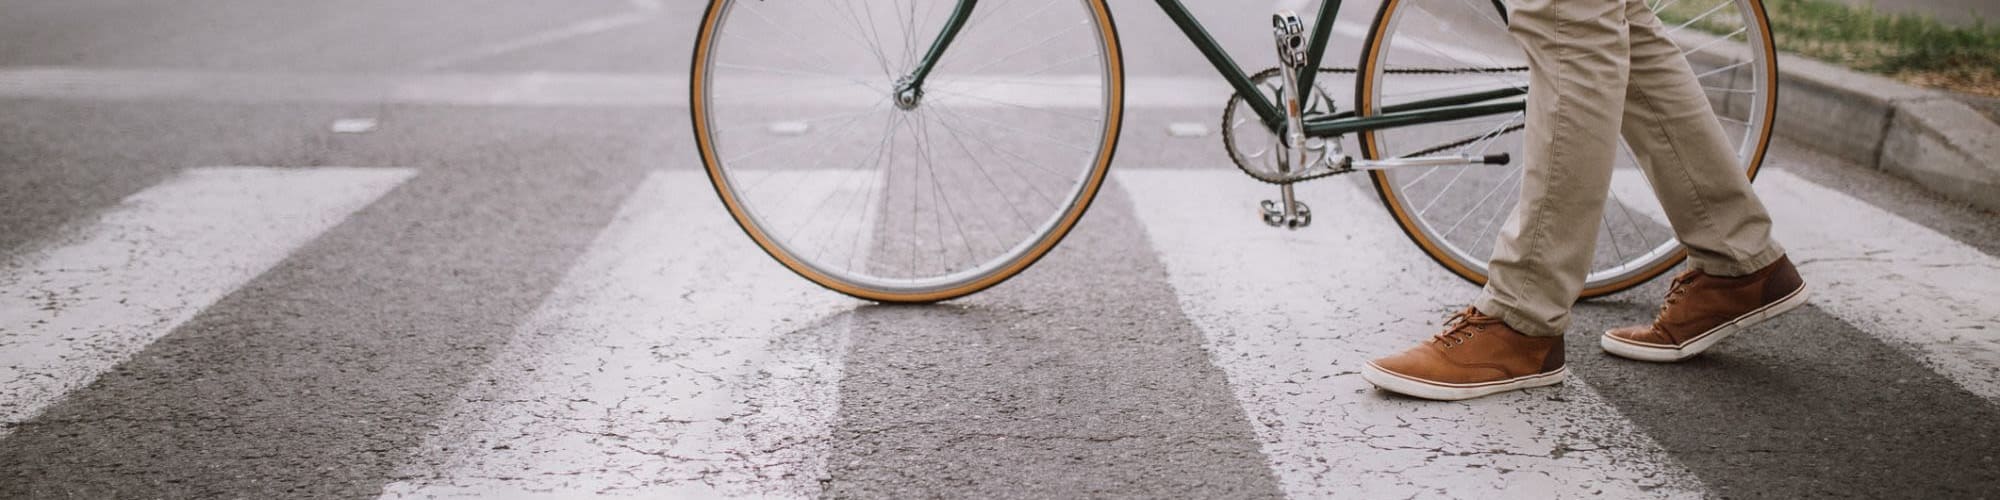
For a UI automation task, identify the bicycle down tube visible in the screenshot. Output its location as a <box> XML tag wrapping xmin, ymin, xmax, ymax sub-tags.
<box><xmin>896</xmin><ymin>0</ymin><xmax>1527</xmax><ymax>140</ymax></box>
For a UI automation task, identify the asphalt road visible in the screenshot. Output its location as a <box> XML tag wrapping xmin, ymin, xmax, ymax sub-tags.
<box><xmin>2</xmin><ymin>1</ymin><xmax>1997</xmax><ymax>498</ymax></box>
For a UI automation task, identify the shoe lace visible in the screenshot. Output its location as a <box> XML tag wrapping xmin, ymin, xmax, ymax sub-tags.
<box><xmin>1653</xmin><ymin>269</ymin><xmax>1702</xmax><ymax>324</ymax></box>
<box><xmin>1430</xmin><ymin>308</ymin><xmax>1487</xmax><ymax>348</ymax></box>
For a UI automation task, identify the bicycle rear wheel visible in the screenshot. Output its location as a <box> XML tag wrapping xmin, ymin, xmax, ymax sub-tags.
<box><xmin>690</xmin><ymin>0</ymin><xmax>1125</xmax><ymax>303</ymax></box>
<box><xmin>1356</xmin><ymin>0</ymin><xmax>1778</xmax><ymax>298</ymax></box>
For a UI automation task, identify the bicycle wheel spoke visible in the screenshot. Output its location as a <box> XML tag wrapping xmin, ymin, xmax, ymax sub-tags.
<box><xmin>932</xmin><ymin>108</ymin><xmax>1096</xmax><ymax>155</ymax></box>
<box><xmin>696</xmin><ymin>0</ymin><xmax>1117</xmax><ymax>298</ymax></box>
<box><xmin>914</xmin><ymin>112</ymin><xmax>986</xmax><ymax>269</ymax></box>
<box><xmin>1613</xmin><ymin>142</ymin><xmax>1661</xmax><ymax>246</ymax></box>
<box><xmin>925</xmin><ymin>87</ymin><xmax>1105</xmax><ymax>121</ymax></box>
<box><xmin>1450</xmin><ymin>0</ymin><xmax>1509</xmax><ymax>31</ymax></box>
<box><xmin>938</xmin><ymin>0</ymin><xmax>1064</xmax><ymax>67</ymax></box>
<box><xmin>711</xmin><ymin>106</ymin><xmax>881</xmax><ymax>133</ymax></box>
<box><xmin>1377</xmin><ymin>75</ymin><xmax>1522</xmax><ymax>102</ymax></box>
<box><xmin>1601</xmin><ymin>199</ymin><xmax>1630</xmax><ymax>266</ymax></box>
<box><xmin>931</xmin><ymin>51</ymin><xmax>1101</xmax><ymax>98</ymax></box>
<box><xmin>950</xmin><ymin>19</ymin><xmax>1091</xmax><ymax>76</ymax></box>
<box><xmin>1680</xmin><ymin>26</ymin><xmax>1749</xmax><ymax>57</ymax></box>
<box><xmin>1366</xmin><ymin>0</ymin><xmax>1773</xmax><ymax>294</ymax></box>
<box><xmin>783</xmin><ymin>111</ymin><xmax>902</xmax><ymax>246</ymax></box>
<box><xmin>936</xmin><ymin>76</ymin><xmax>1104</xmax><ymax>88</ymax></box>
<box><xmin>724</xmin><ymin>109</ymin><xmax>875</xmax><ymax>164</ymax></box>
<box><xmin>1416</xmin><ymin>164</ymin><xmax>1475</xmax><ymax>218</ymax></box>
<box><xmin>1469</xmin><ymin>168</ymin><xmax>1524</xmax><ymax>254</ymax></box>
<box><xmin>1459</xmin><ymin>112</ymin><xmax>1525</xmax><ymax>156</ymax></box>
<box><xmin>737</xmin><ymin>103</ymin><xmax>887</xmax><ymax>198</ymax></box>
<box><xmin>1439</xmin><ymin>165</ymin><xmax>1517</xmax><ymax>236</ymax></box>
<box><xmin>1666</xmin><ymin>1</ymin><xmax>1733</xmax><ymax>37</ymax></box>
<box><xmin>711</xmin><ymin>62</ymin><xmax>887</xmax><ymax>93</ymax></box>
<box><xmin>830</xmin><ymin>0</ymin><xmax>899</xmax><ymax>80</ymax></box>
<box><xmin>1691</xmin><ymin>59</ymin><xmax>1751</xmax><ymax>81</ymax></box>
<box><xmin>733</xmin><ymin>5</ymin><xmax>863</xmax><ymax>80</ymax></box>
<box><xmin>1387</xmin><ymin>10</ymin><xmax>1530</xmax><ymax>95</ymax></box>
<box><xmin>932</xmin><ymin>106</ymin><xmax>1077</xmax><ymax>198</ymax></box>
<box><xmin>927</xmin><ymin>108</ymin><xmax>1044</xmax><ymax>234</ymax></box>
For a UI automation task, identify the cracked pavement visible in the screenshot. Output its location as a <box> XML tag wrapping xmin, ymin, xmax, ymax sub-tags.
<box><xmin>1</xmin><ymin>0</ymin><xmax>1997</xmax><ymax>498</ymax></box>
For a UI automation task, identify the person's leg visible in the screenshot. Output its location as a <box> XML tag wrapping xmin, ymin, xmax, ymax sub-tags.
<box><xmin>1362</xmin><ymin>0</ymin><xmax>1633</xmax><ymax>401</ymax></box>
<box><xmin>1598</xmin><ymin>0</ymin><xmax>1805</xmax><ymax>363</ymax></box>
<box><xmin>1617</xmin><ymin>0</ymin><xmax>1783</xmax><ymax>275</ymax></box>
<box><xmin>1471</xmin><ymin>0</ymin><xmax>1633</xmax><ymax>338</ymax></box>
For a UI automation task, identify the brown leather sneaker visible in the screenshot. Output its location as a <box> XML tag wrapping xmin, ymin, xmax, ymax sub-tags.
<box><xmin>1602</xmin><ymin>255</ymin><xmax>1808</xmax><ymax>362</ymax></box>
<box><xmin>1362</xmin><ymin>307</ymin><xmax>1566</xmax><ymax>401</ymax></box>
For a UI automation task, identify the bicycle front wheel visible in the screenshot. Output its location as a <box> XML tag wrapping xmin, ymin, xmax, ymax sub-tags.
<box><xmin>691</xmin><ymin>0</ymin><xmax>1125</xmax><ymax>303</ymax></box>
<box><xmin>1356</xmin><ymin>0</ymin><xmax>1778</xmax><ymax>298</ymax></box>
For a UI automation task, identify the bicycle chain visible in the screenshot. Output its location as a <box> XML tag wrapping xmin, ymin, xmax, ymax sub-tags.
<box><xmin>1223</xmin><ymin>66</ymin><xmax>1529</xmax><ymax>186</ymax></box>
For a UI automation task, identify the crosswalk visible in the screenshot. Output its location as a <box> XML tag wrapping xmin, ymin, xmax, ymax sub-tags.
<box><xmin>0</xmin><ymin>164</ymin><xmax>1993</xmax><ymax>498</ymax></box>
<box><xmin>0</xmin><ymin>167</ymin><xmax>413</xmax><ymax>438</ymax></box>
<box><xmin>1118</xmin><ymin>171</ymin><xmax>1704</xmax><ymax>499</ymax></box>
<box><xmin>380</xmin><ymin>172</ymin><xmax>859</xmax><ymax>498</ymax></box>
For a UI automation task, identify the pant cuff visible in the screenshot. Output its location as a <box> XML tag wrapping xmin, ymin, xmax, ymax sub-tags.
<box><xmin>1690</xmin><ymin>241</ymin><xmax>1786</xmax><ymax>277</ymax></box>
<box><xmin>1473</xmin><ymin>295</ymin><xmax>1567</xmax><ymax>338</ymax></box>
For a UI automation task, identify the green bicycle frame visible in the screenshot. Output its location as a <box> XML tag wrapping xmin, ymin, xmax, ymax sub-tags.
<box><xmin>899</xmin><ymin>0</ymin><xmax>1528</xmax><ymax>139</ymax></box>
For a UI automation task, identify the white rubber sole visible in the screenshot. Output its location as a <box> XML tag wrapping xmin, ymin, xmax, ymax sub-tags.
<box><xmin>1360</xmin><ymin>363</ymin><xmax>1567</xmax><ymax>401</ymax></box>
<box><xmin>1601</xmin><ymin>283</ymin><xmax>1810</xmax><ymax>362</ymax></box>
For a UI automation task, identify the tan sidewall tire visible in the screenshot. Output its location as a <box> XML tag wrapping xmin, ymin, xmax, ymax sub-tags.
<box><xmin>1353</xmin><ymin>0</ymin><xmax>1778</xmax><ymax>299</ymax></box>
<box><xmin>689</xmin><ymin>0</ymin><xmax>1127</xmax><ymax>303</ymax></box>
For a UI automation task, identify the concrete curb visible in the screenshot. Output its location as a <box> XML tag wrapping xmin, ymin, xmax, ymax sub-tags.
<box><xmin>1772</xmin><ymin>53</ymin><xmax>2000</xmax><ymax>212</ymax></box>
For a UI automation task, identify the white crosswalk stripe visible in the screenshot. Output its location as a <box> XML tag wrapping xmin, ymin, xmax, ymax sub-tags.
<box><xmin>0</xmin><ymin>68</ymin><xmax>1233</xmax><ymax>109</ymax></box>
<box><xmin>1615</xmin><ymin>169</ymin><xmax>2000</xmax><ymax>402</ymax></box>
<box><xmin>4</xmin><ymin>163</ymin><xmax>1988</xmax><ymax>496</ymax></box>
<box><xmin>1761</xmin><ymin>170</ymin><xmax>2000</xmax><ymax>403</ymax></box>
<box><xmin>1118</xmin><ymin>170</ymin><xmax>1706</xmax><ymax>499</ymax></box>
<box><xmin>378</xmin><ymin>171</ymin><xmax>869</xmax><ymax>499</ymax></box>
<box><xmin>0</xmin><ymin>166</ymin><xmax>413</xmax><ymax>438</ymax></box>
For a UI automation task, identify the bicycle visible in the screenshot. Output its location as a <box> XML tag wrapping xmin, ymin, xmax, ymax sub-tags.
<box><xmin>689</xmin><ymin>0</ymin><xmax>1778</xmax><ymax>303</ymax></box>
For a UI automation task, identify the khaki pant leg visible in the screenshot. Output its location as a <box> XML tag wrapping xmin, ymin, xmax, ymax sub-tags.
<box><xmin>1474</xmin><ymin>0</ymin><xmax>1632</xmax><ymax>337</ymax></box>
<box><xmin>1619</xmin><ymin>0</ymin><xmax>1785</xmax><ymax>276</ymax></box>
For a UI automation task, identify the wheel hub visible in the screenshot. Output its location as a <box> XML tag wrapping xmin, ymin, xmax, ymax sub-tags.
<box><xmin>894</xmin><ymin>76</ymin><xmax>924</xmax><ymax>111</ymax></box>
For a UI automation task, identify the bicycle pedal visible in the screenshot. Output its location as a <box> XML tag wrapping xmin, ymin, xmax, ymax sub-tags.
<box><xmin>1272</xmin><ymin>11</ymin><xmax>1307</xmax><ymax>67</ymax></box>
<box><xmin>1259</xmin><ymin>199</ymin><xmax>1313</xmax><ymax>230</ymax></box>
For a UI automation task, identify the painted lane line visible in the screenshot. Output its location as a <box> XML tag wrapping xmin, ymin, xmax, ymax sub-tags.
<box><xmin>378</xmin><ymin>171</ymin><xmax>869</xmax><ymax>499</ymax></box>
<box><xmin>0</xmin><ymin>68</ymin><xmax>1233</xmax><ymax>109</ymax></box>
<box><xmin>0</xmin><ymin>166</ymin><xmax>414</xmax><ymax>436</ymax></box>
<box><xmin>417</xmin><ymin>0</ymin><xmax>665</xmax><ymax>69</ymax></box>
<box><xmin>416</xmin><ymin>10</ymin><xmax>655</xmax><ymax>69</ymax></box>
<box><xmin>1610</xmin><ymin>168</ymin><xmax>1999</xmax><ymax>402</ymax></box>
<box><xmin>1118</xmin><ymin>170</ymin><xmax>1704</xmax><ymax>498</ymax></box>
<box><xmin>0</xmin><ymin>68</ymin><xmax>683</xmax><ymax>107</ymax></box>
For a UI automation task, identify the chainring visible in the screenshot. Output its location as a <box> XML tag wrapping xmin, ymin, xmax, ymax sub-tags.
<box><xmin>1222</xmin><ymin>67</ymin><xmax>1346</xmax><ymax>185</ymax></box>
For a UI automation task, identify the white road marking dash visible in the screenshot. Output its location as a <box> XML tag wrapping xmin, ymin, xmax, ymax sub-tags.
<box><xmin>0</xmin><ymin>166</ymin><xmax>414</xmax><ymax>437</ymax></box>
